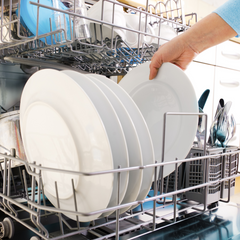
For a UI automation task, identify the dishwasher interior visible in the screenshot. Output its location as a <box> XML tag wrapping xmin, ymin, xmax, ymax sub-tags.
<box><xmin>0</xmin><ymin>0</ymin><xmax>240</xmax><ymax>239</ymax></box>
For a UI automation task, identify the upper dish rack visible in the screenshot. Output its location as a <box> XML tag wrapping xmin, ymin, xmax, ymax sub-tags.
<box><xmin>0</xmin><ymin>0</ymin><xmax>196</xmax><ymax>76</ymax></box>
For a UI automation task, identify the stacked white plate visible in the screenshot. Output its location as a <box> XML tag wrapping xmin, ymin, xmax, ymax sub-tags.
<box><xmin>20</xmin><ymin>62</ymin><xmax>198</xmax><ymax>222</ymax></box>
<box><xmin>119</xmin><ymin>62</ymin><xmax>199</xmax><ymax>177</ymax></box>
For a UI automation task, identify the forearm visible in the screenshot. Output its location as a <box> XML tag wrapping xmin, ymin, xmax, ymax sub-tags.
<box><xmin>183</xmin><ymin>12</ymin><xmax>237</xmax><ymax>54</ymax></box>
<box><xmin>149</xmin><ymin>11</ymin><xmax>238</xmax><ymax>80</ymax></box>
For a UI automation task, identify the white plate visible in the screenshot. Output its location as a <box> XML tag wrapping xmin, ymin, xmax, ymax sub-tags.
<box><xmin>152</xmin><ymin>24</ymin><xmax>177</xmax><ymax>46</ymax></box>
<box><xmin>87</xmin><ymin>75</ymin><xmax>143</xmax><ymax>215</ymax></box>
<box><xmin>89</xmin><ymin>23</ymin><xmax>126</xmax><ymax>43</ymax></box>
<box><xmin>20</xmin><ymin>69</ymin><xmax>114</xmax><ymax>222</ymax></box>
<box><xmin>89</xmin><ymin>74</ymin><xmax>155</xmax><ymax>207</ymax></box>
<box><xmin>62</xmin><ymin>70</ymin><xmax>129</xmax><ymax>214</ymax></box>
<box><xmin>88</xmin><ymin>0</ymin><xmax>126</xmax><ymax>42</ymax></box>
<box><xmin>119</xmin><ymin>62</ymin><xmax>198</xmax><ymax>178</ymax></box>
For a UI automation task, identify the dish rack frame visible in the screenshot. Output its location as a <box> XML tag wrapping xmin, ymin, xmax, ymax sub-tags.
<box><xmin>0</xmin><ymin>1</ymin><xmax>239</xmax><ymax>239</ymax></box>
<box><xmin>0</xmin><ymin>112</ymin><xmax>238</xmax><ymax>240</ymax></box>
<box><xmin>0</xmin><ymin>0</ymin><xmax>197</xmax><ymax>76</ymax></box>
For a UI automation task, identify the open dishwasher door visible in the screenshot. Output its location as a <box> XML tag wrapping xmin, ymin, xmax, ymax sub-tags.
<box><xmin>1</xmin><ymin>0</ymin><xmax>239</xmax><ymax>240</ymax></box>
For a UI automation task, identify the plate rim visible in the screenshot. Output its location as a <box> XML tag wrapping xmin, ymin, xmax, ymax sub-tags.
<box><xmin>119</xmin><ymin>61</ymin><xmax>198</xmax><ymax>178</ymax></box>
<box><xmin>62</xmin><ymin>70</ymin><xmax>130</xmax><ymax>212</ymax></box>
<box><xmin>20</xmin><ymin>69</ymin><xmax>114</xmax><ymax>222</ymax></box>
<box><xmin>88</xmin><ymin>74</ymin><xmax>155</xmax><ymax>207</ymax></box>
<box><xmin>88</xmin><ymin>74</ymin><xmax>144</xmax><ymax>215</ymax></box>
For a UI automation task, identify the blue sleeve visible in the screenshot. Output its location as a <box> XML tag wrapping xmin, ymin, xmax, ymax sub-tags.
<box><xmin>213</xmin><ymin>0</ymin><xmax>240</xmax><ymax>37</ymax></box>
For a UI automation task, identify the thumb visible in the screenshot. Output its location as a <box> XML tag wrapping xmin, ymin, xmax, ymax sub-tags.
<box><xmin>149</xmin><ymin>60</ymin><xmax>163</xmax><ymax>80</ymax></box>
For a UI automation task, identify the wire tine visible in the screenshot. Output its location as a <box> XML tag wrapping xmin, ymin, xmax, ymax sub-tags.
<box><xmin>39</xmin><ymin>175</ymin><xmax>47</xmax><ymax>216</ymax></box>
<box><xmin>6</xmin><ymin>157</ymin><xmax>15</xmax><ymax>215</ymax></box>
<box><xmin>22</xmin><ymin>169</ymin><xmax>30</xmax><ymax>201</ymax></box>
<box><xmin>110</xmin><ymin>2</ymin><xmax>115</xmax><ymax>49</ymax></box>
<box><xmin>115</xmin><ymin>165</ymin><xmax>121</xmax><ymax>240</ymax></box>
<box><xmin>158</xmin><ymin>112</ymin><xmax>167</xmax><ymax>198</ymax></box>
<box><xmin>68</xmin><ymin>14</ymin><xmax>73</xmax><ymax>41</ymax></box>
<box><xmin>100</xmin><ymin>0</ymin><xmax>104</xmax><ymax>45</ymax></box>
<box><xmin>227</xmin><ymin>154</ymin><xmax>232</xmax><ymax>202</ymax></box>
<box><xmin>18</xmin><ymin>166</ymin><xmax>24</xmax><ymax>189</ymax></box>
<box><xmin>153</xmin><ymin>161</ymin><xmax>158</xmax><ymax>230</ymax></box>
<box><xmin>179</xmin><ymin>0</ymin><xmax>185</xmax><ymax>25</ymax></box>
<box><xmin>55</xmin><ymin>181</ymin><xmax>64</xmax><ymax>235</ymax></box>
<box><xmin>10</xmin><ymin>167</ymin><xmax>16</xmax><ymax>194</ymax></box>
<box><xmin>49</xmin><ymin>17</ymin><xmax>53</xmax><ymax>45</ymax></box>
<box><xmin>9</xmin><ymin>0</ymin><xmax>12</xmax><ymax>40</ymax></box>
<box><xmin>93</xmin><ymin>23</ymin><xmax>97</xmax><ymax>44</ymax></box>
<box><xmin>71</xmin><ymin>179</ymin><xmax>80</xmax><ymax>230</ymax></box>
<box><xmin>170</xmin><ymin>0</ymin><xmax>174</xmax><ymax>20</ymax></box>
<box><xmin>36</xmin><ymin>0</ymin><xmax>40</xmax><ymax>37</ymax></box>
<box><xmin>173</xmin><ymin>158</ymin><xmax>178</xmax><ymax>222</ymax></box>
<box><xmin>64</xmin><ymin>14</ymin><xmax>67</xmax><ymax>41</ymax></box>
<box><xmin>31</xmin><ymin>162</ymin><xmax>36</xmax><ymax>204</ymax></box>
<box><xmin>59</xmin><ymin>16</ymin><xmax>63</xmax><ymax>42</ymax></box>
<box><xmin>7</xmin><ymin>158</ymin><xmax>11</xmax><ymax>197</ymax></box>
<box><xmin>37</xmin><ymin>165</ymin><xmax>42</xmax><ymax>205</ymax></box>
<box><xmin>1</xmin><ymin>0</ymin><xmax>3</xmax><ymax>42</ymax></box>
<box><xmin>164</xmin><ymin>175</ymin><xmax>169</xmax><ymax>204</ymax></box>
<box><xmin>140</xmin><ymin>203</ymin><xmax>143</xmax><ymax>212</ymax></box>
<box><xmin>0</xmin><ymin>159</ymin><xmax>3</xmax><ymax>179</ymax></box>
<box><xmin>3</xmin><ymin>157</ymin><xmax>7</xmax><ymax>197</ymax></box>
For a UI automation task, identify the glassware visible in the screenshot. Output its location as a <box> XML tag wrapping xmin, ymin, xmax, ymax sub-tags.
<box><xmin>52</xmin><ymin>0</ymin><xmax>69</xmax><ymax>42</ymax></box>
<box><xmin>60</xmin><ymin>0</ymin><xmax>91</xmax><ymax>39</ymax></box>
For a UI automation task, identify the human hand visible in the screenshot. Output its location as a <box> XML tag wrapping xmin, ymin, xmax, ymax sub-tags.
<box><xmin>149</xmin><ymin>35</ymin><xmax>198</xmax><ymax>80</ymax></box>
<box><xmin>149</xmin><ymin>12</ymin><xmax>237</xmax><ymax>80</ymax></box>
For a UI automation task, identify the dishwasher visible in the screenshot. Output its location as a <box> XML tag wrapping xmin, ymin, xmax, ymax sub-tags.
<box><xmin>0</xmin><ymin>0</ymin><xmax>239</xmax><ymax>239</ymax></box>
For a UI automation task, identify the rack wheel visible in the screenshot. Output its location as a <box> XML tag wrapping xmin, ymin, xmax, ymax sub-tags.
<box><xmin>30</xmin><ymin>236</ymin><xmax>40</xmax><ymax>240</ymax></box>
<box><xmin>0</xmin><ymin>217</ymin><xmax>14</xmax><ymax>239</ymax></box>
<box><xmin>207</xmin><ymin>201</ymin><xmax>219</xmax><ymax>210</ymax></box>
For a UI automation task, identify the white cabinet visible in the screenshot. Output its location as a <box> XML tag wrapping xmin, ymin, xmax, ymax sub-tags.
<box><xmin>228</xmin><ymin>124</ymin><xmax>240</xmax><ymax>147</ymax></box>
<box><xmin>185</xmin><ymin>40</ymin><xmax>240</xmax><ymax>147</ymax></box>
<box><xmin>194</xmin><ymin>46</ymin><xmax>216</xmax><ymax>65</ymax></box>
<box><xmin>213</xmin><ymin>66</ymin><xmax>240</xmax><ymax>124</ymax></box>
<box><xmin>216</xmin><ymin>41</ymin><xmax>240</xmax><ymax>71</ymax></box>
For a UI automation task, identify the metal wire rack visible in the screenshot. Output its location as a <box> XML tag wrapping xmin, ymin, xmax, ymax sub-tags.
<box><xmin>0</xmin><ymin>1</ymin><xmax>238</xmax><ymax>239</ymax></box>
<box><xmin>0</xmin><ymin>112</ymin><xmax>238</xmax><ymax>240</ymax></box>
<box><xmin>0</xmin><ymin>0</ymin><xmax>196</xmax><ymax>76</ymax></box>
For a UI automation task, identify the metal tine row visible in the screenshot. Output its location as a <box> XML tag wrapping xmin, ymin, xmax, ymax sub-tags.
<box><xmin>0</xmin><ymin>149</ymin><xmax>239</xmax><ymax>239</ymax></box>
<box><xmin>0</xmin><ymin>0</ymin><xmax>187</xmax><ymax>49</ymax></box>
<box><xmin>0</xmin><ymin>155</ymin><xmax>175</xmax><ymax>239</ymax></box>
<box><xmin>0</xmin><ymin>0</ymin><xmax>194</xmax><ymax>75</ymax></box>
<box><xmin>0</xmin><ymin>114</ymin><xmax>238</xmax><ymax>240</ymax></box>
<box><xmin>101</xmin><ymin>0</ymin><xmax>185</xmax><ymax>51</ymax></box>
<box><xmin>145</xmin><ymin>0</ymin><xmax>184</xmax><ymax>25</ymax></box>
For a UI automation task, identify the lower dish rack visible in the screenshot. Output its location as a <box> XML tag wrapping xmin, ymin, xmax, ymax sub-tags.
<box><xmin>0</xmin><ymin>145</ymin><xmax>239</xmax><ymax>240</ymax></box>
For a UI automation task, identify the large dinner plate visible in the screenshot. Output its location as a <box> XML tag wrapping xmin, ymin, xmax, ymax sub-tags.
<box><xmin>62</xmin><ymin>70</ymin><xmax>129</xmax><ymax>214</ymax></box>
<box><xmin>119</xmin><ymin>62</ymin><xmax>198</xmax><ymax>178</ymax></box>
<box><xmin>20</xmin><ymin>69</ymin><xmax>114</xmax><ymax>222</ymax></box>
<box><xmin>87</xmin><ymin>75</ymin><xmax>143</xmax><ymax>215</ymax></box>
<box><xmin>89</xmin><ymin>74</ymin><xmax>155</xmax><ymax>207</ymax></box>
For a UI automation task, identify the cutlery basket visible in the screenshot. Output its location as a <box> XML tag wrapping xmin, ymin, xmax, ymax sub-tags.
<box><xmin>221</xmin><ymin>146</ymin><xmax>239</xmax><ymax>199</ymax></box>
<box><xmin>185</xmin><ymin>146</ymin><xmax>225</xmax><ymax>205</ymax></box>
<box><xmin>163</xmin><ymin>163</ymin><xmax>185</xmax><ymax>196</ymax></box>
